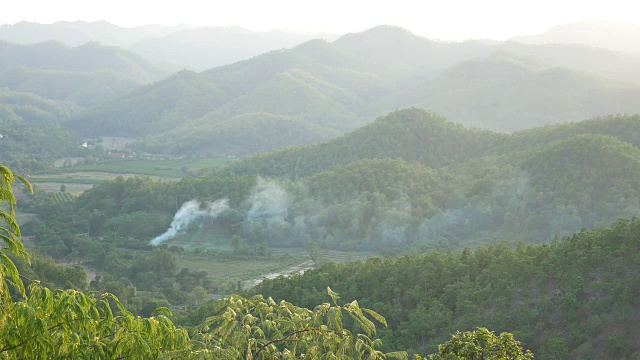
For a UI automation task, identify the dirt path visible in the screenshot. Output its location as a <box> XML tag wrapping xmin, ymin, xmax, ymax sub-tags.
<box><xmin>244</xmin><ymin>260</ymin><xmax>315</xmax><ymax>289</ymax></box>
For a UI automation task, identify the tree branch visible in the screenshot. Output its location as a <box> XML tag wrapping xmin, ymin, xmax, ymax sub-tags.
<box><xmin>0</xmin><ymin>321</ymin><xmax>69</xmax><ymax>353</ymax></box>
<box><xmin>252</xmin><ymin>328</ymin><xmax>317</xmax><ymax>360</ymax></box>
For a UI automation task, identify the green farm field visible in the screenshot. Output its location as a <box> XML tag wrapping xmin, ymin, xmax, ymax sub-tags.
<box><xmin>31</xmin><ymin>156</ymin><xmax>232</xmax><ymax>195</ymax></box>
<box><xmin>164</xmin><ymin>231</ymin><xmax>374</xmax><ymax>288</ymax></box>
<box><xmin>174</xmin><ymin>247</ymin><xmax>375</xmax><ymax>289</ymax></box>
<box><xmin>65</xmin><ymin>157</ymin><xmax>231</xmax><ymax>177</ymax></box>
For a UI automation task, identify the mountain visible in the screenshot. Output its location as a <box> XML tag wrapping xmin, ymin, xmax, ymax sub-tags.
<box><xmin>374</xmin><ymin>57</ymin><xmax>640</xmax><ymax>131</ymax></box>
<box><xmin>333</xmin><ymin>25</ymin><xmax>498</xmax><ymax>81</ymax></box>
<box><xmin>0</xmin><ymin>41</ymin><xmax>164</xmax><ymax>106</ymax></box>
<box><xmin>511</xmin><ymin>19</ymin><xmax>640</xmax><ymax>55</ymax></box>
<box><xmin>500</xmin><ymin>42</ymin><xmax>640</xmax><ymax>85</ymax></box>
<box><xmin>0</xmin><ymin>20</ymin><xmax>190</xmax><ymax>47</ymax></box>
<box><xmin>66</xmin><ymin>25</ymin><xmax>640</xmax><ymax>156</ymax></box>
<box><xmin>69</xmin><ymin>69</ymin><xmax>232</xmax><ymax>135</ymax></box>
<box><xmin>0</xmin><ymin>21</ymin><xmax>338</xmax><ymax>71</ymax></box>
<box><xmin>227</xmin><ymin>108</ymin><xmax>506</xmax><ymax>177</ymax></box>
<box><xmin>129</xmin><ymin>26</ymin><xmax>337</xmax><ymax>71</ymax></box>
<box><xmin>137</xmin><ymin>112</ymin><xmax>342</xmax><ymax>156</ymax></box>
<box><xmin>0</xmin><ymin>88</ymin><xmax>82</xmax><ymax>162</ymax></box>
<box><xmin>67</xmin><ymin>38</ymin><xmax>389</xmax><ymax>140</ymax></box>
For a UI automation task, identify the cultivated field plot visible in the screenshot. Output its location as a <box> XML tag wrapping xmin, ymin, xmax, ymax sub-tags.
<box><xmin>30</xmin><ymin>171</ymin><xmax>163</xmax><ymax>195</ymax></box>
<box><xmin>174</xmin><ymin>246</ymin><xmax>376</xmax><ymax>289</ymax></box>
<box><xmin>66</xmin><ymin>157</ymin><xmax>232</xmax><ymax>177</ymax></box>
<box><xmin>32</xmin><ymin>157</ymin><xmax>234</xmax><ymax>196</ymax></box>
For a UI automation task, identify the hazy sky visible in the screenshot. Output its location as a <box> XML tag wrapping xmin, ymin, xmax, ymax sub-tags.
<box><xmin>1</xmin><ymin>0</ymin><xmax>639</xmax><ymax>40</ymax></box>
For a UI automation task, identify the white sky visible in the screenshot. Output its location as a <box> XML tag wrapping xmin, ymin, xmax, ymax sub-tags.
<box><xmin>1</xmin><ymin>0</ymin><xmax>639</xmax><ymax>40</ymax></box>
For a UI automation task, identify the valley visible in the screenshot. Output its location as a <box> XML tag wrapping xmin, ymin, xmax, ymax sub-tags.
<box><xmin>2</xmin><ymin>16</ymin><xmax>640</xmax><ymax>359</ymax></box>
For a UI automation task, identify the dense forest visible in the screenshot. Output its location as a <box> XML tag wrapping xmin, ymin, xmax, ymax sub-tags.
<box><xmin>4</xmin><ymin>163</ymin><xmax>640</xmax><ymax>358</ymax></box>
<box><xmin>24</xmin><ymin>111</ymin><xmax>640</xmax><ymax>257</ymax></box>
<box><xmin>1</xmin><ymin>164</ymin><xmax>539</xmax><ymax>359</ymax></box>
<box><xmin>251</xmin><ymin>217</ymin><xmax>640</xmax><ymax>358</ymax></box>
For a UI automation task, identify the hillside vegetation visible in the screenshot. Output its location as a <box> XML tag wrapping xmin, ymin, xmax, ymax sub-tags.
<box><xmin>27</xmin><ymin>110</ymin><xmax>640</xmax><ymax>256</ymax></box>
<box><xmin>0</xmin><ymin>40</ymin><xmax>163</xmax><ymax>107</ymax></box>
<box><xmin>65</xmin><ymin>25</ymin><xmax>640</xmax><ymax>157</ymax></box>
<box><xmin>251</xmin><ymin>218</ymin><xmax>640</xmax><ymax>358</ymax></box>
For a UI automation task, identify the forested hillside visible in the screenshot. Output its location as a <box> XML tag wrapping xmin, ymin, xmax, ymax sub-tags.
<box><xmin>227</xmin><ymin>109</ymin><xmax>506</xmax><ymax>177</ymax></box>
<box><xmin>26</xmin><ymin>110</ymin><xmax>640</xmax><ymax>256</ymax></box>
<box><xmin>3</xmin><ymin>162</ymin><xmax>544</xmax><ymax>359</ymax></box>
<box><xmin>0</xmin><ymin>89</ymin><xmax>83</xmax><ymax>170</ymax></box>
<box><xmin>64</xmin><ymin>25</ymin><xmax>640</xmax><ymax>157</ymax></box>
<box><xmin>0</xmin><ymin>40</ymin><xmax>164</xmax><ymax>106</ymax></box>
<box><xmin>251</xmin><ymin>218</ymin><xmax>640</xmax><ymax>358</ymax></box>
<box><xmin>374</xmin><ymin>57</ymin><xmax>640</xmax><ymax>131</ymax></box>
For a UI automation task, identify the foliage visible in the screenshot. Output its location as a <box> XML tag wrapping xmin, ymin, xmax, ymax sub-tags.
<box><xmin>0</xmin><ymin>284</ymin><xmax>189</xmax><ymax>359</ymax></box>
<box><xmin>181</xmin><ymin>289</ymin><xmax>406</xmax><ymax>359</ymax></box>
<box><xmin>252</xmin><ymin>218</ymin><xmax>640</xmax><ymax>358</ymax></box>
<box><xmin>0</xmin><ymin>164</ymin><xmax>32</xmax><ymax>301</ymax></box>
<box><xmin>421</xmin><ymin>327</ymin><xmax>533</xmax><ymax>360</ymax></box>
<box><xmin>227</xmin><ymin>108</ymin><xmax>505</xmax><ymax>178</ymax></box>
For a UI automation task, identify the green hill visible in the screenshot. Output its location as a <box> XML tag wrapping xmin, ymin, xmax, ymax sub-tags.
<box><xmin>251</xmin><ymin>218</ymin><xmax>640</xmax><ymax>358</ymax></box>
<box><xmin>227</xmin><ymin>108</ymin><xmax>506</xmax><ymax>177</ymax></box>
<box><xmin>500</xmin><ymin>42</ymin><xmax>640</xmax><ymax>85</ymax></box>
<box><xmin>137</xmin><ymin>112</ymin><xmax>342</xmax><ymax>156</ymax></box>
<box><xmin>68</xmin><ymin>70</ymin><xmax>229</xmax><ymax>136</ymax></box>
<box><xmin>0</xmin><ymin>40</ymin><xmax>164</xmax><ymax>107</ymax></box>
<box><xmin>510</xmin><ymin>19</ymin><xmax>640</xmax><ymax>55</ymax></box>
<box><xmin>0</xmin><ymin>88</ymin><xmax>82</xmax><ymax>165</ymax></box>
<box><xmin>522</xmin><ymin>134</ymin><xmax>640</xmax><ymax>225</ymax></box>
<box><xmin>506</xmin><ymin>114</ymin><xmax>640</xmax><ymax>150</ymax></box>
<box><xmin>375</xmin><ymin>57</ymin><xmax>640</xmax><ymax>131</ymax></box>
<box><xmin>333</xmin><ymin>25</ymin><xmax>498</xmax><ymax>81</ymax></box>
<box><xmin>223</xmin><ymin>110</ymin><xmax>640</xmax><ymax>250</ymax></box>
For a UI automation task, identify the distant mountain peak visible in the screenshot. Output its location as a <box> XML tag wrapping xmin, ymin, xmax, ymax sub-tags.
<box><xmin>337</xmin><ymin>25</ymin><xmax>419</xmax><ymax>42</ymax></box>
<box><xmin>510</xmin><ymin>18</ymin><xmax>640</xmax><ymax>54</ymax></box>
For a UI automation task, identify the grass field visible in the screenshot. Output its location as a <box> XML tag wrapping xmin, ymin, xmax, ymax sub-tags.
<box><xmin>32</xmin><ymin>157</ymin><xmax>233</xmax><ymax>196</ymax></box>
<box><xmin>64</xmin><ymin>157</ymin><xmax>232</xmax><ymax>177</ymax></box>
<box><xmin>171</xmin><ymin>235</ymin><xmax>376</xmax><ymax>289</ymax></box>
<box><xmin>175</xmin><ymin>251</ymin><xmax>309</xmax><ymax>283</ymax></box>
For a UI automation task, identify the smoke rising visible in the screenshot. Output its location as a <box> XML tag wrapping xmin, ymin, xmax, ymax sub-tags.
<box><xmin>247</xmin><ymin>178</ymin><xmax>290</xmax><ymax>221</ymax></box>
<box><xmin>150</xmin><ymin>199</ymin><xmax>229</xmax><ymax>245</ymax></box>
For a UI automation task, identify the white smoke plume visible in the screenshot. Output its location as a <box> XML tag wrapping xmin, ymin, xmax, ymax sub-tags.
<box><xmin>150</xmin><ymin>199</ymin><xmax>229</xmax><ymax>246</ymax></box>
<box><xmin>247</xmin><ymin>178</ymin><xmax>290</xmax><ymax>221</ymax></box>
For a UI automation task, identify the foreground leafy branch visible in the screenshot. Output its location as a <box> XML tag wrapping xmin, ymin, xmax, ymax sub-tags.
<box><xmin>0</xmin><ymin>284</ymin><xmax>189</xmax><ymax>359</ymax></box>
<box><xmin>183</xmin><ymin>288</ymin><xmax>407</xmax><ymax>359</ymax></box>
<box><xmin>0</xmin><ymin>164</ymin><xmax>32</xmax><ymax>301</ymax></box>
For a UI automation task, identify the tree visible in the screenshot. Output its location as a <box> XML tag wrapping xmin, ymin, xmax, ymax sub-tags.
<box><xmin>420</xmin><ymin>327</ymin><xmax>534</xmax><ymax>360</ymax></box>
<box><xmin>189</xmin><ymin>285</ymin><xmax>210</xmax><ymax>306</ymax></box>
<box><xmin>231</xmin><ymin>234</ymin><xmax>243</xmax><ymax>254</ymax></box>
<box><xmin>188</xmin><ymin>288</ymin><xmax>407</xmax><ymax>359</ymax></box>
<box><xmin>0</xmin><ymin>164</ymin><xmax>32</xmax><ymax>301</ymax></box>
